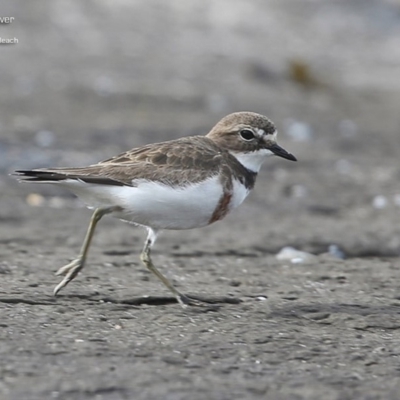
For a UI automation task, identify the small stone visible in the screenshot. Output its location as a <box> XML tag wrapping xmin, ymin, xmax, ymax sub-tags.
<box><xmin>35</xmin><ymin>130</ymin><xmax>55</xmax><ymax>147</ymax></box>
<box><xmin>48</xmin><ymin>197</ymin><xmax>66</xmax><ymax>208</ymax></box>
<box><xmin>285</xmin><ymin>120</ymin><xmax>313</xmax><ymax>142</ymax></box>
<box><xmin>335</xmin><ymin>159</ymin><xmax>353</xmax><ymax>175</ymax></box>
<box><xmin>26</xmin><ymin>193</ymin><xmax>45</xmax><ymax>207</ymax></box>
<box><xmin>328</xmin><ymin>244</ymin><xmax>346</xmax><ymax>260</ymax></box>
<box><xmin>94</xmin><ymin>75</ymin><xmax>114</xmax><ymax>97</ymax></box>
<box><xmin>339</xmin><ymin>119</ymin><xmax>358</xmax><ymax>138</ymax></box>
<box><xmin>276</xmin><ymin>246</ymin><xmax>317</xmax><ymax>264</ymax></box>
<box><xmin>372</xmin><ymin>195</ymin><xmax>388</xmax><ymax>209</ymax></box>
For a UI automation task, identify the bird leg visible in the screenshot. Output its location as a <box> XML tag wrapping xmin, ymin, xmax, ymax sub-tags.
<box><xmin>140</xmin><ymin>229</ymin><xmax>198</xmax><ymax>308</ymax></box>
<box><xmin>54</xmin><ymin>206</ymin><xmax>120</xmax><ymax>296</ymax></box>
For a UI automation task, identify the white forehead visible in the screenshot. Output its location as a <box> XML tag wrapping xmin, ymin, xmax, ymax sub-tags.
<box><xmin>256</xmin><ymin>128</ymin><xmax>265</xmax><ymax>137</ymax></box>
<box><xmin>255</xmin><ymin>128</ymin><xmax>277</xmax><ymax>140</ymax></box>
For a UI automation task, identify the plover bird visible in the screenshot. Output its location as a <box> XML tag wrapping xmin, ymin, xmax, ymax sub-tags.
<box><xmin>16</xmin><ymin>112</ymin><xmax>296</xmax><ymax>306</ymax></box>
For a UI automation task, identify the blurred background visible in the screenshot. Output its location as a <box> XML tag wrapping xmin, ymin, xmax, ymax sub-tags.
<box><xmin>1</xmin><ymin>0</ymin><xmax>400</xmax><ymax>257</ymax></box>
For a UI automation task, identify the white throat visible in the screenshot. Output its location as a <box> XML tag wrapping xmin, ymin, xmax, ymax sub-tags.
<box><xmin>230</xmin><ymin>149</ymin><xmax>274</xmax><ymax>173</ymax></box>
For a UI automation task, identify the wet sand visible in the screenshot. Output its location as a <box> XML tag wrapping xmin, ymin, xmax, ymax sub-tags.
<box><xmin>1</xmin><ymin>1</ymin><xmax>400</xmax><ymax>399</ymax></box>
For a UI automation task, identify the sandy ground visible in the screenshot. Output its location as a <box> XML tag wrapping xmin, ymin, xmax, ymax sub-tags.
<box><xmin>1</xmin><ymin>1</ymin><xmax>400</xmax><ymax>399</ymax></box>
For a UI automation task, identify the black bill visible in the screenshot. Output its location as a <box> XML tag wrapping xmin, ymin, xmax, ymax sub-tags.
<box><xmin>268</xmin><ymin>143</ymin><xmax>297</xmax><ymax>161</ymax></box>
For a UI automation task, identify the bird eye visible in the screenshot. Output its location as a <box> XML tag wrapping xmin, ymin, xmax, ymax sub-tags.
<box><xmin>239</xmin><ymin>129</ymin><xmax>255</xmax><ymax>141</ymax></box>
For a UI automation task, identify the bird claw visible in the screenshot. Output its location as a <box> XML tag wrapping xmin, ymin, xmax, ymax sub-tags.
<box><xmin>53</xmin><ymin>257</ymin><xmax>84</xmax><ymax>296</ymax></box>
<box><xmin>177</xmin><ymin>294</ymin><xmax>221</xmax><ymax>310</ymax></box>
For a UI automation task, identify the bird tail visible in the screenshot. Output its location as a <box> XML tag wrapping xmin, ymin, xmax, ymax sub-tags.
<box><xmin>13</xmin><ymin>169</ymin><xmax>127</xmax><ymax>186</ymax></box>
<box><xmin>13</xmin><ymin>170</ymin><xmax>71</xmax><ymax>183</ymax></box>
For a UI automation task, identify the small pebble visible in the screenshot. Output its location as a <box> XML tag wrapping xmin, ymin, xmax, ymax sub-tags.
<box><xmin>328</xmin><ymin>244</ymin><xmax>346</xmax><ymax>260</ymax></box>
<box><xmin>285</xmin><ymin>120</ymin><xmax>313</xmax><ymax>142</ymax></box>
<box><xmin>372</xmin><ymin>195</ymin><xmax>388</xmax><ymax>209</ymax></box>
<box><xmin>276</xmin><ymin>246</ymin><xmax>316</xmax><ymax>263</ymax></box>
<box><xmin>290</xmin><ymin>184</ymin><xmax>308</xmax><ymax>198</ymax></box>
<box><xmin>48</xmin><ymin>196</ymin><xmax>66</xmax><ymax>208</ymax></box>
<box><xmin>339</xmin><ymin>119</ymin><xmax>358</xmax><ymax>138</ymax></box>
<box><xmin>35</xmin><ymin>130</ymin><xmax>55</xmax><ymax>148</ymax></box>
<box><xmin>94</xmin><ymin>75</ymin><xmax>114</xmax><ymax>97</ymax></box>
<box><xmin>335</xmin><ymin>159</ymin><xmax>353</xmax><ymax>175</ymax></box>
<box><xmin>26</xmin><ymin>193</ymin><xmax>45</xmax><ymax>207</ymax></box>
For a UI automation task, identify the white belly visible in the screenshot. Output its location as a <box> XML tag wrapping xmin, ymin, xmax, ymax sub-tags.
<box><xmin>60</xmin><ymin>176</ymin><xmax>234</xmax><ymax>230</ymax></box>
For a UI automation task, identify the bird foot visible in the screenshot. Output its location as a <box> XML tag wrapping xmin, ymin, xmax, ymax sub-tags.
<box><xmin>54</xmin><ymin>257</ymin><xmax>84</xmax><ymax>296</ymax></box>
<box><xmin>176</xmin><ymin>294</ymin><xmax>221</xmax><ymax>311</ymax></box>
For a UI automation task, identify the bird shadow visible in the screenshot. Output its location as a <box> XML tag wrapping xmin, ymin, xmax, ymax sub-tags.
<box><xmin>51</xmin><ymin>292</ymin><xmax>242</xmax><ymax>311</ymax></box>
<box><xmin>268</xmin><ymin>302</ymin><xmax>400</xmax><ymax>319</ymax></box>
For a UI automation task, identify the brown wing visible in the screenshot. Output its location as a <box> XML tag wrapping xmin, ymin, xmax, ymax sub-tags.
<box><xmin>16</xmin><ymin>136</ymin><xmax>227</xmax><ymax>187</ymax></box>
